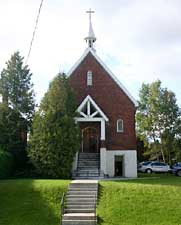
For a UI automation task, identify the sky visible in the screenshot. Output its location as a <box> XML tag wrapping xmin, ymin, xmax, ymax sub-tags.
<box><xmin>0</xmin><ymin>0</ymin><xmax>181</xmax><ymax>106</ymax></box>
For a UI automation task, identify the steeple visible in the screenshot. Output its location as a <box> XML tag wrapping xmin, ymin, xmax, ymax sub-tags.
<box><xmin>85</xmin><ymin>9</ymin><xmax>96</xmax><ymax>49</ymax></box>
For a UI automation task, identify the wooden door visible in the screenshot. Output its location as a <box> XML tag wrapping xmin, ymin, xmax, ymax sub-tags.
<box><xmin>82</xmin><ymin>127</ymin><xmax>99</xmax><ymax>153</ymax></box>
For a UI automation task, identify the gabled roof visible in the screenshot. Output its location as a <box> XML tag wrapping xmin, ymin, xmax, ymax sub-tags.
<box><xmin>77</xmin><ymin>95</ymin><xmax>109</xmax><ymax>122</ymax></box>
<box><xmin>68</xmin><ymin>48</ymin><xmax>138</xmax><ymax>107</ymax></box>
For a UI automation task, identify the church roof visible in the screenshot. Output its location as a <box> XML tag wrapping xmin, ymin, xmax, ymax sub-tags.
<box><xmin>67</xmin><ymin>48</ymin><xmax>138</xmax><ymax>107</ymax></box>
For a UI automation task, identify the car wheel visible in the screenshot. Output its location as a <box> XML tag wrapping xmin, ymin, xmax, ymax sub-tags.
<box><xmin>176</xmin><ymin>170</ymin><xmax>181</xmax><ymax>177</ymax></box>
<box><xmin>146</xmin><ymin>169</ymin><xmax>152</xmax><ymax>174</ymax></box>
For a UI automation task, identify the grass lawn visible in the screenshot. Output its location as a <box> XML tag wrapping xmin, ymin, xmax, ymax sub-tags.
<box><xmin>1</xmin><ymin>177</ymin><xmax>181</xmax><ymax>225</ymax></box>
<box><xmin>0</xmin><ymin>179</ymin><xmax>70</xmax><ymax>225</ymax></box>
<box><xmin>97</xmin><ymin>176</ymin><xmax>181</xmax><ymax>225</ymax></box>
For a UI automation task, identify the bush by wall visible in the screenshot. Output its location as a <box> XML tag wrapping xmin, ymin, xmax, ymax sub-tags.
<box><xmin>0</xmin><ymin>149</ymin><xmax>14</xmax><ymax>179</ymax></box>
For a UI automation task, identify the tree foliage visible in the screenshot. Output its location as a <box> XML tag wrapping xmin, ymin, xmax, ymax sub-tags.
<box><xmin>136</xmin><ymin>80</ymin><xmax>181</xmax><ymax>162</ymax></box>
<box><xmin>0</xmin><ymin>51</ymin><xmax>35</xmax><ymax>169</ymax></box>
<box><xmin>0</xmin><ymin>51</ymin><xmax>35</xmax><ymax>125</ymax></box>
<box><xmin>0</xmin><ymin>149</ymin><xmax>14</xmax><ymax>179</ymax></box>
<box><xmin>0</xmin><ymin>103</ymin><xmax>27</xmax><ymax>167</ymax></box>
<box><xmin>28</xmin><ymin>73</ymin><xmax>80</xmax><ymax>178</ymax></box>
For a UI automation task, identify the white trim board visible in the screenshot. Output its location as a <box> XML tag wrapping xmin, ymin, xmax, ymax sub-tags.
<box><xmin>67</xmin><ymin>47</ymin><xmax>138</xmax><ymax>107</ymax></box>
<box><xmin>77</xmin><ymin>95</ymin><xmax>109</xmax><ymax>122</ymax></box>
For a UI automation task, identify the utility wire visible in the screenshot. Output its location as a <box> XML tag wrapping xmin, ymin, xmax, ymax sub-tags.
<box><xmin>26</xmin><ymin>0</ymin><xmax>44</xmax><ymax>64</ymax></box>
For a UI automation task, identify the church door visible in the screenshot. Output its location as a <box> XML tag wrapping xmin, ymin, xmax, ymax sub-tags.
<box><xmin>82</xmin><ymin>127</ymin><xmax>99</xmax><ymax>153</ymax></box>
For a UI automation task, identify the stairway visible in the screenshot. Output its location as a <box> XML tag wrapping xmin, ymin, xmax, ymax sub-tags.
<box><xmin>62</xmin><ymin>180</ymin><xmax>98</xmax><ymax>225</ymax></box>
<box><xmin>73</xmin><ymin>152</ymin><xmax>103</xmax><ymax>179</ymax></box>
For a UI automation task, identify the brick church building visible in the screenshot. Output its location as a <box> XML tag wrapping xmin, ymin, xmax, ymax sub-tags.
<box><xmin>69</xmin><ymin>10</ymin><xmax>137</xmax><ymax>178</ymax></box>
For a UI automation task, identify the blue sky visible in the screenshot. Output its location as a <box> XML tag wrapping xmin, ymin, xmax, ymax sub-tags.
<box><xmin>0</xmin><ymin>0</ymin><xmax>181</xmax><ymax>106</ymax></box>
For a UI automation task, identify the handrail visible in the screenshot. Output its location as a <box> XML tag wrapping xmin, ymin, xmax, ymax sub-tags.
<box><xmin>60</xmin><ymin>193</ymin><xmax>65</xmax><ymax>225</ymax></box>
<box><xmin>94</xmin><ymin>193</ymin><xmax>97</xmax><ymax>224</ymax></box>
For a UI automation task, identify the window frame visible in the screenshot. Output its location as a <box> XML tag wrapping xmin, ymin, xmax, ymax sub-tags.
<box><xmin>117</xmin><ymin>119</ymin><xmax>124</xmax><ymax>133</ymax></box>
<box><xmin>87</xmin><ymin>70</ymin><xmax>93</xmax><ymax>86</ymax></box>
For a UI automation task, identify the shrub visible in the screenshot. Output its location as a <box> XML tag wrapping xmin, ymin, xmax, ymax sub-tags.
<box><xmin>0</xmin><ymin>149</ymin><xmax>14</xmax><ymax>179</ymax></box>
<box><xmin>29</xmin><ymin>74</ymin><xmax>80</xmax><ymax>178</ymax></box>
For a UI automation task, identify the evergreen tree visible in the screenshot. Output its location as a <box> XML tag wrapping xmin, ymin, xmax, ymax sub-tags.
<box><xmin>0</xmin><ymin>103</ymin><xmax>27</xmax><ymax>168</ymax></box>
<box><xmin>0</xmin><ymin>51</ymin><xmax>35</xmax><ymax>169</ymax></box>
<box><xmin>29</xmin><ymin>73</ymin><xmax>80</xmax><ymax>178</ymax></box>
<box><xmin>0</xmin><ymin>51</ymin><xmax>35</xmax><ymax>126</ymax></box>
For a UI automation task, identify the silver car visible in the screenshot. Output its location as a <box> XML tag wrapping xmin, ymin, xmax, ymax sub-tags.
<box><xmin>138</xmin><ymin>161</ymin><xmax>170</xmax><ymax>174</ymax></box>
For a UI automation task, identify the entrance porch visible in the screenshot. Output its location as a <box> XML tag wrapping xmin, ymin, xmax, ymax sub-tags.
<box><xmin>72</xmin><ymin>95</ymin><xmax>137</xmax><ymax>178</ymax></box>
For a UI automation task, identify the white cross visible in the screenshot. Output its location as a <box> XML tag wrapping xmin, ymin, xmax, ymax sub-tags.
<box><xmin>86</xmin><ymin>8</ymin><xmax>95</xmax><ymax>22</ymax></box>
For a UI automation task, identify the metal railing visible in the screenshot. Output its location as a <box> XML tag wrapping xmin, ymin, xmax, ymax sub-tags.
<box><xmin>60</xmin><ymin>193</ymin><xmax>65</xmax><ymax>225</ymax></box>
<box><xmin>94</xmin><ymin>193</ymin><xmax>97</xmax><ymax>224</ymax></box>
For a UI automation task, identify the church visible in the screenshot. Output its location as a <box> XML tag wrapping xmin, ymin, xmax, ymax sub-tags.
<box><xmin>69</xmin><ymin>10</ymin><xmax>137</xmax><ymax>178</ymax></box>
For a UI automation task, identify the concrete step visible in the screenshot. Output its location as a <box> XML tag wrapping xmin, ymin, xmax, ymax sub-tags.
<box><xmin>66</xmin><ymin>199</ymin><xmax>96</xmax><ymax>204</ymax></box>
<box><xmin>78</xmin><ymin>166</ymin><xmax>99</xmax><ymax>169</ymax></box>
<box><xmin>67</xmin><ymin>190</ymin><xmax>97</xmax><ymax>195</ymax></box>
<box><xmin>75</xmin><ymin>173</ymin><xmax>100</xmax><ymax>177</ymax></box>
<box><xmin>63</xmin><ymin>213</ymin><xmax>96</xmax><ymax>220</ymax></box>
<box><xmin>69</xmin><ymin>183</ymin><xmax>98</xmax><ymax>188</ymax></box>
<box><xmin>66</xmin><ymin>204</ymin><xmax>95</xmax><ymax>209</ymax></box>
<box><xmin>74</xmin><ymin>172</ymin><xmax>100</xmax><ymax>180</ymax></box>
<box><xmin>79</xmin><ymin>155</ymin><xmax>99</xmax><ymax>157</ymax></box>
<box><xmin>67</xmin><ymin>195</ymin><xmax>97</xmax><ymax>199</ymax></box>
<box><xmin>78</xmin><ymin>162</ymin><xmax>99</xmax><ymax>164</ymax></box>
<box><xmin>78</xmin><ymin>164</ymin><xmax>99</xmax><ymax>167</ymax></box>
<box><xmin>77</xmin><ymin>169</ymin><xmax>99</xmax><ymax>172</ymax></box>
<box><xmin>68</xmin><ymin>188</ymin><xmax>98</xmax><ymax>192</ymax></box>
<box><xmin>65</xmin><ymin>208</ymin><xmax>95</xmax><ymax>213</ymax></box>
<box><xmin>79</xmin><ymin>153</ymin><xmax>99</xmax><ymax>156</ymax></box>
<box><xmin>78</xmin><ymin>158</ymin><xmax>99</xmax><ymax>161</ymax></box>
<box><xmin>78</xmin><ymin>161</ymin><xmax>99</xmax><ymax>164</ymax></box>
<box><xmin>62</xmin><ymin>219</ymin><xmax>96</xmax><ymax>225</ymax></box>
<box><xmin>66</xmin><ymin>201</ymin><xmax>96</xmax><ymax>207</ymax></box>
<box><xmin>76</xmin><ymin>168</ymin><xmax>99</xmax><ymax>172</ymax></box>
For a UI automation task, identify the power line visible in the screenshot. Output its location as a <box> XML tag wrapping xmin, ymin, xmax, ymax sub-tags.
<box><xmin>26</xmin><ymin>0</ymin><xmax>44</xmax><ymax>64</ymax></box>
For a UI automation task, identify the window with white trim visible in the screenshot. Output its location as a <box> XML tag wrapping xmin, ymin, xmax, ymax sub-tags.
<box><xmin>87</xmin><ymin>70</ymin><xmax>92</xmax><ymax>86</ymax></box>
<box><xmin>117</xmin><ymin>119</ymin><xmax>124</xmax><ymax>133</ymax></box>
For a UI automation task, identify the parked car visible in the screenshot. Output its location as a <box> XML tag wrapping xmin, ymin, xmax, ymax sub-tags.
<box><xmin>138</xmin><ymin>161</ymin><xmax>170</xmax><ymax>174</ymax></box>
<box><xmin>137</xmin><ymin>161</ymin><xmax>154</xmax><ymax>170</ymax></box>
<box><xmin>172</xmin><ymin>163</ymin><xmax>181</xmax><ymax>177</ymax></box>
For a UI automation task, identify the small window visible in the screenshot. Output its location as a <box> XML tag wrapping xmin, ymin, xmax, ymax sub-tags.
<box><xmin>117</xmin><ymin>119</ymin><xmax>123</xmax><ymax>133</ymax></box>
<box><xmin>87</xmin><ymin>70</ymin><xmax>92</xmax><ymax>86</ymax></box>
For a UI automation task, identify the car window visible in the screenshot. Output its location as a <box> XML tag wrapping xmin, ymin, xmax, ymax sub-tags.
<box><xmin>177</xmin><ymin>163</ymin><xmax>181</xmax><ymax>167</ymax></box>
<box><xmin>151</xmin><ymin>162</ymin><xmax>160</xmax><ymax>166</ymax></box>
<box><xmin>159</xmin><ymin>162</ymin><xmax>167</xmax><ymax>166</ymax></box>
<box><xmin>142</xmin><ymin>162</ymin><xmax>151</xmax><ymax>166</ymax></box>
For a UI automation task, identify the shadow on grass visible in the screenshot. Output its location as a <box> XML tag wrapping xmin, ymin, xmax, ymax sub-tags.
<box><xmin>0</xmin><ymin>179</ymin><xmax>69</xmax><ymax>225</ymax></box>
<box><xmin>97</xmin><ymin>183</ymin><xmax>105</xmax><ymax>225</ymax></box>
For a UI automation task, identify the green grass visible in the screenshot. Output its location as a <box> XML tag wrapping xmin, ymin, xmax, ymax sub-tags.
<box><xmin>138</xmin><ymin>172</ymin><xmax>173</xmax><ymax>178</ymax></box>
<box><xmin>1</xmin><ymin>177</ymin><xmax>181</xmax><ymax>225</ymax></box>
<box><xmin>0</xmin><ymin>179</ymin><xmax>70</xmax><ymax>225</ymax></box>
<box><xmin>97</xmin><ymin>177</ymin><xmax>181</xmax><ymax>225</ymax></box>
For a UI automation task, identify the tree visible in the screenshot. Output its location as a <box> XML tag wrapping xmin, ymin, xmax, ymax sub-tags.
<box><xmin>28</xmin><ymin>73</ymin><xmax>80</xmax><ymax>178</ymax></box>
<box><xmin>136</xmin><ymin>80</ymin><xmax>181</xmax><ymax>162</ymax></box>
<box><xmin>0</xmin><ymin>51</ymin><xmax>35</xmax><ymax>169</ymax></box>
<box><xmin>0</xmin><ymin>51</ymin><xmax>35</xmax><ymax>126</ymax></box>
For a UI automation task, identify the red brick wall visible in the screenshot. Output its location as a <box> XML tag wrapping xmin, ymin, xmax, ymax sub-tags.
<box><xmin>69</xmin><ymin>52</ymin><xmax>136</xmax><ymax>150</ymax></box>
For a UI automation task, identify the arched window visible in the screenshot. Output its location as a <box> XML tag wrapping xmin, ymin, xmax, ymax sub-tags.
<box><xmin>87</xmin><ymin>70</ymin><xmax>93</xmax><ymax>86</ymax></box>
<box><xmin>117</xmin><ymin>119</ymin><xmax>124</xmax><ymax>133</ymax></box>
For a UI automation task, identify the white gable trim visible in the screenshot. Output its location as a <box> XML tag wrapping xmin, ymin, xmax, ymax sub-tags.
<box><xmin>77</xmin><ymin>95</ymin><xmax>109</xmax><ymax>122</ymax></box>
<box><xmin>67</xmin><ymin>47</ymin><xmax>138</xmax><ymax>107</ymax></box>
